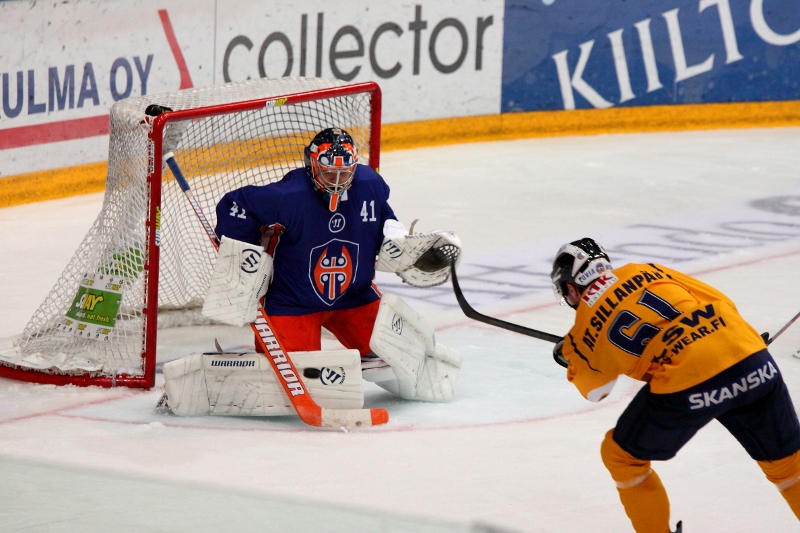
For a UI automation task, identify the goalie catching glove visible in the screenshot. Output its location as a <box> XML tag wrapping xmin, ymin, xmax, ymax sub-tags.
<box><xmin>201</xmin><ymin>236</ymin><xmax>272</xmax><ymax>326</ymax></box>
<box><xmin>376</xmin><ymin>219</ymin><xmax>462</xmax><ymax>288</ymax></box>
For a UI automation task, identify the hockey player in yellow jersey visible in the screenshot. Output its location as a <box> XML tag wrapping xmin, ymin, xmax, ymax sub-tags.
<box><xmin>551</xmin><ymin>238</ymin><xmax>800</xmax><ymax>533</ymax></box>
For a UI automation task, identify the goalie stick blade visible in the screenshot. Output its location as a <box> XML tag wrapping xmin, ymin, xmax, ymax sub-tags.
<box><xmin>317</xmin><ymin>407</ymin><xmax>389</xmax><ymax>428</ymax></box>
<box><xmin>294</xmin><ymin>405</ymin><xmax>389</xmax><ymax>429</ymax></box>
<box><xmin>450</xmin><ymin>262</ymin><xmax>562</xmax><ymax>344</ymax></box>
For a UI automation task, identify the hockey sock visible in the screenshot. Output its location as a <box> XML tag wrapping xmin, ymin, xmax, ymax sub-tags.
<box><xmin>616</xmin><ymin>470</ymin><xmax>671</xmax><ymax>533</ymax></box>
<box><xmin>780</xmin><ymin>480</ymin><xmax>800</xmax><ymax>519</ymax></box>
<box><xmin>758</xmin><ymin>450</ymin><xmax>800</xmax><ymax>519</ymax></box>
<box><xmin>601</xmin><ymin>430</ymin><xmax>671</xmax><ymax>533</ymax></box>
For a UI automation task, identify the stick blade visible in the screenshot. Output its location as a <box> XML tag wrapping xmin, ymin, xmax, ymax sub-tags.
<box><xmin>320</xmin><ymin>407</ymin><xmax>389</xmax><ymax>428</ymax></box>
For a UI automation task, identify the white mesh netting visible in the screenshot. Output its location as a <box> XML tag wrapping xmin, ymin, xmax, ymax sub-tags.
<box><xmin>2</xmin><ymin>77</ymin><xmax>376</xmax><ymax>383</ymax></box>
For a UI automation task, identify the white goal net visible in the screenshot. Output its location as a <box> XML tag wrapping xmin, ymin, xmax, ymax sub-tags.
<box><xmin>1</xmin><ymin>77</ymin><xmax>381</xmax><ymax>387</ymax></box>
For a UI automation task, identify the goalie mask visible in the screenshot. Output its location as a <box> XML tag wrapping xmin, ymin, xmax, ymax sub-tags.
<box><xmin>305</xmin><ymin>128</ymin><xmax>358</xmax><ymax>212</ymax></box>
<box><xmin>551</xmin><ymin>238</ymin><xmax>613</xmax><ymax>307</ymax></box>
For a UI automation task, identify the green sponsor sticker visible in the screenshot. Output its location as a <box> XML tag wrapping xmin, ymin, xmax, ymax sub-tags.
<box><xmin>60</xmin><ymin>272</ymin><xmax>127</xmax><ymax>340</ymax></box>
<box><xmin>65</xmin><ymin>285</ymin><xmax>122</xmax><ymax>327</ymax></box>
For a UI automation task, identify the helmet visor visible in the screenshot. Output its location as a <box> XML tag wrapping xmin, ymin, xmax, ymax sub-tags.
<box><xmin>312</xmin><ymin>143</ymin><xmax>357</xmax><ymax>194</ymax></box>
<box><xmin>552</xmin><ymin>284</ymin><xmax>568</xmax><ymax>306</ymax></box>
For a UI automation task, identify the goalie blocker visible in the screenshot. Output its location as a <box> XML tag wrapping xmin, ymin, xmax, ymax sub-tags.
<box><xmin>201</xmin><ymin>236</ymin><xmax>272</xmax><ymax>327</ymax></box>
<box><xmin>161</xmin><ymin>294</ymin><xmax>463</xmax><ymax>416</ymax></box>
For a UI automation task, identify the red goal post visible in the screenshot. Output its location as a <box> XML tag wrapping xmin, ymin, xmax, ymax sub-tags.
<box><xmin>1</xmin><ymin>78</ymin><xmax>382</xmax><ymax>389</ymax></box>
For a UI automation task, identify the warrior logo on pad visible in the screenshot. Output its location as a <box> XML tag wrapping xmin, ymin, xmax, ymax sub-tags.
<box><xmin>309</xmin><ymin>239</ymin><xmax>359</xmax><ymax>306</ymax></box>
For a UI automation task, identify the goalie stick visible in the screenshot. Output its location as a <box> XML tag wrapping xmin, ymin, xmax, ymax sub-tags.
<box><xmin>151</xmin><ymin>108</ymin><xmax>388</xmax><ymax>428</ymax></box>
<box><xmin>450</xmin><ymin>262</ymin><xmax>562</xmax><ymax>344</ymax></box>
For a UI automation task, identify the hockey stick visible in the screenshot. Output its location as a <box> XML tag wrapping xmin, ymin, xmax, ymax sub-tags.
<box><xmin>161</xmin><ymin>152</ymin><xmax>388</xmax><ymax>428</ymax></box>
<box><xmin>766</xmin><ymin>309</ymin><xmax>800</xmax><ymax>346</ymax></box>
<box><xmin>450</xmin><ymin>262</ymin><xmax>562</xmax><ymax>344</ymax></box>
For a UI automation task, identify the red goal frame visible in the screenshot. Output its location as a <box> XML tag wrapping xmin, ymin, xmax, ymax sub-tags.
<box><xmin>1</xmin><ymin>81</ymin><xmax>382</xmax><ymax>389</ymax></box>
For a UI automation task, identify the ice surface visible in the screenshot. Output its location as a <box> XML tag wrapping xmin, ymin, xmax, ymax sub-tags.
<box><xmin>2</xmin><ymin>128</ymin><xmax>800</xmax><ymax>532</ymax></box>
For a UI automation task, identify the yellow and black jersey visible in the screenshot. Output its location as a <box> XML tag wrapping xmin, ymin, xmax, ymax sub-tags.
<box><xmin>563</xmin><ymin>263</ymin><xmax>766</xmax><ymax>401</ymax></box>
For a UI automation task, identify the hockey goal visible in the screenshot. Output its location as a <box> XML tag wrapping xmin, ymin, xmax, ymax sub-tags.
<box><xmin>0</xmin><ymin>78</ymin><xmax>382</xmax><ymax>388</ymax></box>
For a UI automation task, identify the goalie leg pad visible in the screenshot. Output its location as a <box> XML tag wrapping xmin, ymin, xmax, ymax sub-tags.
<box><xmin>293</xmin><ymin>350</ymin><xmax>365</xmax><ymax>410</ymax></box>
<box><xmin>368</xmin><ymin>293</ymin><xmax>462</xmax><ymax>402</ymax></box>
<box><xmin>201</xmin><ymin>236</ymin><xmax>272</xmax><ymax>327</ymax></box>
<box><xmin>161</xmin><ymin>349</ymin><xmax>364</xmax><ymax>416</ymax></box>
<box><xmin>162</xmin><ymin>353</ymin><xmax>211</xmax><ymax>416</ymax></box>
<box><xmin>416</xmin><ymin>344</ymin><xmax>463</xmax><ymax>402</ymax></box>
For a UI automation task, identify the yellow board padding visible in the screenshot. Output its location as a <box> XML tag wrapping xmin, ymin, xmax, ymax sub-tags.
<box><xmin>3</xmin><ymin>99</ymin><xmax>800</xmax><ymax>208</ymax></box>
<box><xmin>0</xmin><ymin>162</ymin><xmax>107</xmax><ymax>208</ymax></box>
<box><xmin>167</xmin><ymin>133</ymin><xmax>311</xmax><ymax>179</ymax></box>
<box><xmin>381</xmin><ymin>99</ymin><xmax>800</xmax><ymax>150</ymax></box>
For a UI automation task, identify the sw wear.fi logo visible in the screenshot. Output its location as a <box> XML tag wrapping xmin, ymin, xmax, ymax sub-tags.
<box><xmin>309</xmin><ymin>239</ymin><xmax>360</xmax><ymax>306</ymax></box>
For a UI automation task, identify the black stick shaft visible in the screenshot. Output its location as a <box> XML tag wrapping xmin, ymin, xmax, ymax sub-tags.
<box><xmin>450</xmin><ymin>263</ymin><xmax>562</xmax><ymax>344</ymax></box>
<box><xmin>768</xmin><ymin>309</ymin><xmax>800</xmax><ymax>345</ymax></box>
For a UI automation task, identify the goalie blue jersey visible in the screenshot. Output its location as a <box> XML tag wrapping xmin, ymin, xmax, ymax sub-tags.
<box><xmin>214</xmin><ymin>165</ymin><xmax>396</xmax><ymax>316</ymax></box>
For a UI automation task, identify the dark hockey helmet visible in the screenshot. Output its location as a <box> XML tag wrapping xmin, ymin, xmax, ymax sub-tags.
<box><xmin>550</xmin><ymin>238</ymin><xmax>613</xmax><ymax>304</ymax></box>
<box><xmin>304</xmin><ymin>128</ymin><xmax>358</xmax><ymax>200</ymax></box>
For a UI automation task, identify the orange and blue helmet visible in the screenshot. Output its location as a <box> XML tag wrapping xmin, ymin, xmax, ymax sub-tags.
<box><xmin>304</xmin><ymin>128</ymin><xmax>358</xmax><ymax>211</ymax></box>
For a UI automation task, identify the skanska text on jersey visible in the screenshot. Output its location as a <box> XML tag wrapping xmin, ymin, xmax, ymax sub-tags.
<box><xmin>688</xmin><ymin>361</ymin><xmax>779</xmax><ymax>410</ymax></box>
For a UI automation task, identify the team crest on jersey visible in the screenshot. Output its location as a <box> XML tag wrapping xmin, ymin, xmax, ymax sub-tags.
<box><xmin>309</xmin><ymin>239</ymin><xmax>360</xmax><ymax>306</ymax></box>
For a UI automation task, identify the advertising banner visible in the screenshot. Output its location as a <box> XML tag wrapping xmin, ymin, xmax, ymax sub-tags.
<box><xmin>216</xmin><ymin>1</ymin><xmax>504</xmax><ymax>123</ymax></box>
<box><xmin>0</xmin><ymin>0</ymin><xmax>504</xmax><ymax>176</ymax></box>
<box><xmin>502</xmin><ymin>0</ymin><xmax>800</xmax><ymax>112</ymax></box>
<box><xmin>1</xmin><ymin>0</ymin><xmax>798</xmax><ymax>181</ymax></box>
<box><xmin>0</xmin><ymin>0</ymin><xmax>213</xmax><ymax>175</ymax></box>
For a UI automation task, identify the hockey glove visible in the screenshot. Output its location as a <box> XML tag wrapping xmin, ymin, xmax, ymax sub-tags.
<box><xmin>201</xmin><ymin>236</ymin><xmax>272</xmax><ymax>326</ymax></box>
<box><xmin>376</xmin><ymin>229</ymin><xmax>462</xmax><ymax>288</ymax></box>
<box><xmin>553</xmin><ymin>339</ymin><xmax>568</xmax><ymax>368</ymax></box>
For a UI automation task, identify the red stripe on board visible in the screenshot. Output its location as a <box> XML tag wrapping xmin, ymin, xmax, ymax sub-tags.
<box><xmin>0</xmin><ymin>9</ymin><xmax>192</xmax><ymax>152</ymax></box>
<box><xmin>158</xmin><ymin>9</ymin><xmax>193</xmax><ymax>90</ymax></box>
<box><xmin>0</xmin><ymin>115</ymin><xmax>109</xmax><ymax>150</ymax></box>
